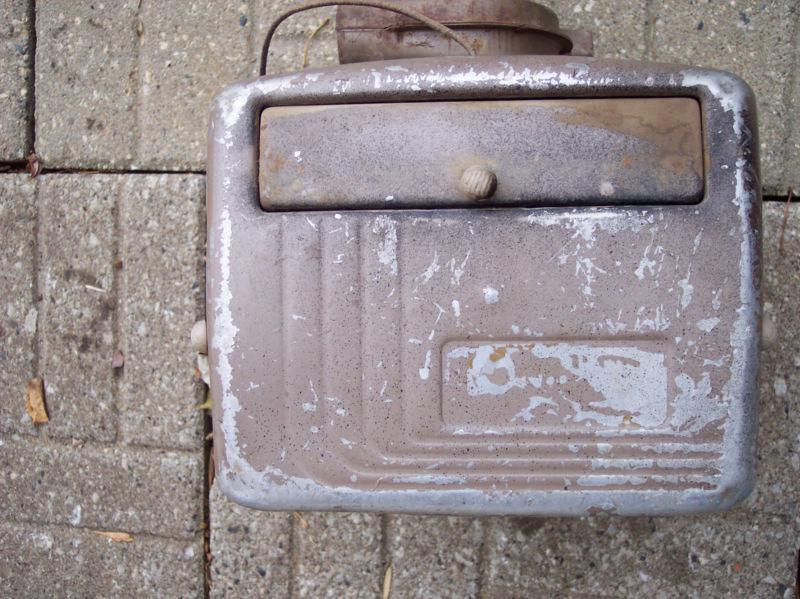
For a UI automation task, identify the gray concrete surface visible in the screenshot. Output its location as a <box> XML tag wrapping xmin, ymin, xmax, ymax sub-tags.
<box><xmin>0</xmin><ymin>176</ymin><xmax>37</xmax><ymax>436</ymax></box>
<box><xmin>0</xmin><ymin>521</ymin><xmax>203</xmax><ymax>598</ymax></box>
<box><xmin>20</xmin><ymin>0</ymin><xmax>798</xmax><ymax>193</ymax></box>
<box><xmin>0</xmin><ymin>1</ymin><xmax>32</xmax><ymax>160</ymax></box>
<box><xmin>118</xmin><ymin>174</ymin><xmax>205</xmax><ymax>449</ymax></box>
<box><xmin>0</xmin><ymin>436</ymin><xmax>202</xmax><ymax>537</ymax></box>
<box><xmin>0</xmin><ymin>174</ymin><xmax>206</xmax><ymax>598</ymax></box>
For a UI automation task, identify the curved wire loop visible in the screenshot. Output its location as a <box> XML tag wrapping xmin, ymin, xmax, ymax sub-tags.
<box><xmin>259</xmin><ymin>0</ymin><xmax>476</xmax><ymax>75</ymax></box>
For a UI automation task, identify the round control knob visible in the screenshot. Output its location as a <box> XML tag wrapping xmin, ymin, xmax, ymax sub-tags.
<box><xmin>459</xmin><ymin>165</ymin><xmax>497</xmax><ymax>201</ymax></box>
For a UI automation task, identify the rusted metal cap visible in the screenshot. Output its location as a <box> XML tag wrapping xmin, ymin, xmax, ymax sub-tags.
<box><xmin>337</xmin><ymin>0</ymin><xmax>578</xmax><ymax>63</ymax></box>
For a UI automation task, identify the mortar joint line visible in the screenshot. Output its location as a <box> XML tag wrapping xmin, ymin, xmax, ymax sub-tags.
<box><xmin>27</xmin><ymin>0</ymin><xmax>37</xmax><ymax>155</ymax></box>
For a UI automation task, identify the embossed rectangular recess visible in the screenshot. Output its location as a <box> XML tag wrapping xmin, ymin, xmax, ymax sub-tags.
<box><xmin>441</xmin><ymin>340</ymin><xmax>669</xmax><ymax>431</ymax></box>
<box><xmin>259</xmin><ymin>98</ymin><xmax>704</xmax><ymax>211</ymax></box>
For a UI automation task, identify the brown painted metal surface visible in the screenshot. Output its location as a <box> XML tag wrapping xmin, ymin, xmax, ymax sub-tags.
<box><xmin>259</xmin><ymin>98</ymin><xmax>704</xmax><ymax>211</ymax></box>
<box><xmin>336</xmin><ymin>0</ymin><xmax>581</xmax><ymax>62</ymax></box>
<box><xmin>207</xmin><ymin>56</ymin><xmax>761</xmax><ymax>516</ymax></box>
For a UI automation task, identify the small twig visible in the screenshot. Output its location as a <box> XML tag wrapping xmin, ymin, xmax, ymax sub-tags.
<box><xmin>779</xmin><ymin>187</ymin><xmax>795</xmax><ymax>254</ymax></box>
<box><xmin>301</xmin><ymin>17</ymin><xmax>330</xmax><ymax>69</ymax></box>
<box><xmin>292</xmin><ymin>511</ymin><xmax>310</xmax><ymax>529</ymax></box>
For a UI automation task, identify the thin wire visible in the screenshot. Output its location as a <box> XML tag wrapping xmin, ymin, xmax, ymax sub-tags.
<box><xmin>259</xmin><ymin>0</ymin><xmax>475</xmax><ymax>75</ymax></box>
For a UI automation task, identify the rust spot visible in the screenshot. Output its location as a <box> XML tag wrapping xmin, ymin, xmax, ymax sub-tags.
<box><xmin>489</xmin><ymin>346</ymin><xmax>508</xmax><ymax>362</ymax></box>
<box><xmin>554</xmin><ymin>97</ymin><xmax>703</xmax><ymax>181</ymax></box>
<box><xmin>587</xmin><ymin>505</ymin><xmax>617</xmax><ymax>515</ymax></box>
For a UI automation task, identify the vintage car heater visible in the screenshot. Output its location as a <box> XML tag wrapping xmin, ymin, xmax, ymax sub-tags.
<box><xmin>205</xmin><ymin>0</ymin><xmax>762</xmax><ymax>516</ymax></box>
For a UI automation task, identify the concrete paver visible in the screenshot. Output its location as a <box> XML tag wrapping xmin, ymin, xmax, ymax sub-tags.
<box><xmin>788</xmin><ymin>28</ymin><xmax>800</xmax><ymax>191</ymax></box>
<box><xmin>0</xmin><ymin>176</ymin><xmax>38</xmax><ymax>436</ymax></box>
<box><xmin>209</xmin><ymin>482</ymin><xmax>292</xmax><ymax>598</ymax></box>
<box><xmin>35</xmin><ymin>0</ymin><xmax>139</xmax><ymax>170</ymax></box>
<box><xmin>37</xmin><ymin>175</ymin><xmax>119</xmax><ymax>442</ymax></box>
<box><xmin>0</xmin><ymin>436</ymin><xmax>203</xmax><ymax>539</ymax></box>
<box><xmin>483</xmin><ymin>512</ymin><xmax>797</xmax><ymax>598</ymax></box>
<box><xmin>0</xmin><ymin>1</ymin><xmax>32</xmax><ymax>161</ymax></box>
<box><xmin>652</xmin><ymin>0</ymin><xmax>799</xmax><ymax>195</ymax></box>
<box><xmin>387</xmin><ymin>515</ymin><xmax>483</xmax><ymax>598</ymax></box>
<box><xmin>754</xmin><ymin>202</ymin><xmax>800</xmax><ymax>517</ymax></box>
<box><xmin>137</xmin><ymin>2</ymin><xmax>251</xmax><ymax>171</ymax></box>
<box><xmin>0</xmin><ymin>521</ymin><xmax>203</xmax><ymax>599</ymax></box>
<box><xmin>293</xmin><ymin>512</ymin><xmax>384</xmax><ymax>598</ymax></box>
<box><xmin>118</xmin><ymin>174</ymin><xmax>205</xmax><ymax>450</ymax></box>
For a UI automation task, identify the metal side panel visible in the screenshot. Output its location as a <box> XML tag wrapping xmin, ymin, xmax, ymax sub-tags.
<box><xmin>206</xmin><ymin>56</ymin><xmax>761</xmax><ymax>516</ymax></box>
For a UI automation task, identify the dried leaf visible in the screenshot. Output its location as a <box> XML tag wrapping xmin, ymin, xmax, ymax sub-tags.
<box><xmin>94</xmin><ymin>531</ymin><xmax>133</xmax><ymax>543</ymax></box>
<box><xmin>196</xmin><ymin>392</ymin><xmax>212</xmax><ymax>411</ymax></box>
<box><xmin>382</xmin><ymin>564</ymin><xmax>393</xmax><ymax>599</ymax></box>
<box><xmin>208</xmin><ymin>446</ymin><xmax>215</xmax><ymax>488</ymax></box>
<box><xmin>71</xmin><ymin>438</ymin><xmax>85</xmax><ymax>448</ymax></box>
<box><xmin>25</xmin><ymin>378</ymin><xmax>48</xmax><ymax>424</ymax></box>
<box><xmin>111</xmin><ymin>350</ymin><xmax>125</xmax><ymax>369</ymax></box>
<box><xmin>292</xmin><ymin>512</ymin><xmax>310</xmax><ymax>529</ymax></box>
<box><xmin>26</xmin><ymin>152</ymin><xmax>40</xmax><ymax>178</ymax></box>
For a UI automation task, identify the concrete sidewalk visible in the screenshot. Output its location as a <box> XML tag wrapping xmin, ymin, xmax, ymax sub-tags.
<box><xmin>1</xmin><ymin>1</ymin><xmax>799</xmax><ymax>597</ymax></box>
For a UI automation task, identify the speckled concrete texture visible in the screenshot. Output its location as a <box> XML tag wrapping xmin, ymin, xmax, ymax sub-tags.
<box><xmin>293</xmin><ymin>512</ymin><xmax>384</xmax><ymax>598</ymax></box>
<box><xmin>210</xmin><ymin>483</ymin><xmax>292</xmax><ymax>598</ymax></box>
<box><xmin>387</xmin><ymin>515</ymin><xmax>484</xmax><ymax>598</ymax></box>
<box><xmin>546</xmin><ymin>0</ymin><xmax>648</xmax><ymax>59</ymax></box>
<box><xmin>0</xmin><ymin>436</ymin><xmax>202</xmax><ymax>538</ymax></box>
<box><xmin>652</xmin><ymin>0</ymin><xmax>800</xmax><ymax>194</ymax></box>
<box><xmin>483</xmin><ymin>512</ymin><xmax>797</xmax><ymax>598</ymax></box>
<box><xmin>136</xmin><ymin>2</ymin><xmax>252</xmax><ymax>170</ymax></box>
<box><xmin>118</xmin><ymin>174</ymin><xmax>205</xmax><ymax>449</ymax></box>
<box><xmin>32</xmin><ymin>0</ymin><xmax>338</xmax><ymax>172</ymax></box>
<box><xmin>35</xmin><ymin>1</ymin><xmax>140</xmax><ymax>170</ymax></box>
<box><xmin>0</xmin><ymin>521</ymin><xmax>203</xmax><ymax>599</ymax></box>
<box><xmin>757</xmin><ymin>203</ymin><xmax>800</xmax><ymax>519</ymax></box>
<box><xmin>0</xmin><ymin>172</ymin><xmax>206</xmax><ymax>598</ymax></box>
<box><xmin>37</xmin><ymin>175</ymin><xmax>119</xmax><ymax>442</ymax></box>
<box><xmin>0</xmin><ymin>1</ymin><xmax>32</xmax><ymax>161</ymax></box>
<box><xmin>0</xmin><ymin>176</ymin><xmax>38</xmax><ymax>436</ymax></box>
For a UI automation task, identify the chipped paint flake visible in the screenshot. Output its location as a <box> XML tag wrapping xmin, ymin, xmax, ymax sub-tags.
<box><xmin>697</xmin><ymin>317</ymin><xmax>720</xmax><ymax>333</ymax></box>
<box><xmin>483</xmin><ymin>287</ymin><xmax>499</xmax><ymax>304</ymax></box>
<box><xmin>373</xmin><ymin>216</ymin><xmax>398</xmax><ymax>276</ymax></box>
<box><xmin>419</xmin><ymin>350</ymin><xmax>432</xmax><ymax>380</ymax></box>
<box><xmin>446</xmin><ymin>343</ymin><xmax>668</xmax><ymax>428</ymax></box>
